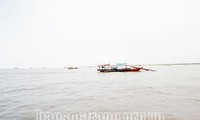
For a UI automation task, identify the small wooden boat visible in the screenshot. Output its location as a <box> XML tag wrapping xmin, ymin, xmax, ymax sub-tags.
<box><xmin>97</xmin><ymin>63</ymin><xmax>155</xmax><ymax>72</ymax></box>
<box><xmin>67</xmin><ymin>67</ymin><xmax>78</xmax><ymax>69</ymax></box>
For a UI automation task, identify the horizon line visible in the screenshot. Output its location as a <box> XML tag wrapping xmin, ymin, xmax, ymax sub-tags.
<box><xmin>0</xmin><ymin>62</ymin><xmax>200</xmax><ymax>69</ymax></box>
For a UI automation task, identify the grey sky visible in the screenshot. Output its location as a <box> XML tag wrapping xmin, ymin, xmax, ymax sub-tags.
<box><xmin>0</xmin><ymin>0</ymin><xmax>200</xmax><ymax>68</ymax></box>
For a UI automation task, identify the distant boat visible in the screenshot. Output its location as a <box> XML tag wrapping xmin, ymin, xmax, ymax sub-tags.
<box><xmin>67</xmin><ymin>67</ymin><xmax>78</xmax><ymax>69</ymax></box>
<box><xmin>97</xmin><ymin>63</ymin><xmax>155</xmax><ymax>72</ymax></box>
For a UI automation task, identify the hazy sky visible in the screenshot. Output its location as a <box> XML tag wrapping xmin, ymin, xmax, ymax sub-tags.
<box><xmin>0</xmin><ymin>0</ymin><xmax>200</xmax><ymax>68</ymax></box>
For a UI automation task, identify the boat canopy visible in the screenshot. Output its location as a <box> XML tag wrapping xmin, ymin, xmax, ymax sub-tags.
<box><xmin>116</xmin><ymin>63</ymin><xmax>127</xmax><ymax>66</ymax></box>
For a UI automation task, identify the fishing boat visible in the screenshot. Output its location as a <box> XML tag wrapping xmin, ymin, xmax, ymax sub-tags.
<box><xmin>97</xmin><ymin>63</ymin><xmax>155</xmax><ymax>72</ymax></box>
<box><xmin>67</xmin><ymin>67</ymin><xmax>78</xmax><ymax>69</ymax></box>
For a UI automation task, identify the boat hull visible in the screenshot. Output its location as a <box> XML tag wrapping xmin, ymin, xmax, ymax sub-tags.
<box><xmin>97</xmin><ymin>69</ymin><xmax>117</xmax><ymax>72</ymax></box>
<box><xmin>117</xmin><ymin>68</ymin><xmax>141</xmax><ymax>72</ymax></box>
<box><xmin>97</xmin><ymin>68</ymin><xmax>141</xmax><ymax>72</ymax></box>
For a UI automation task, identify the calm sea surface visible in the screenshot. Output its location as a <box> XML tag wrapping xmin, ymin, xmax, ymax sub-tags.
<box><xmin>0</xmin><ymin>65</ymin><xmax>200</xmax><ymax>120</ymax></box>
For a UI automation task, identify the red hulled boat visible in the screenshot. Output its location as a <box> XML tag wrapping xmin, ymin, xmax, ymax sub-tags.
<box><xmin>97</xmin><ymin>63</ymin><xmax>155</xmax><ymax>72</ymax></box>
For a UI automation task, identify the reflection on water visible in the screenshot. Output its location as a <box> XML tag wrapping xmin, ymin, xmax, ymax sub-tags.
<box><xmin>0</xmin><ymin>65</ymin><xmax>200</xmax><ymax>120</ymax></box>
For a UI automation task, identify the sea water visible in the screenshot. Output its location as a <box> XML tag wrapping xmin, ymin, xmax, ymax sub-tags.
<box><xmin>0</xmin><ymin>65</ymin><xmax>200</xmax><ymax>120</ymax></box>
